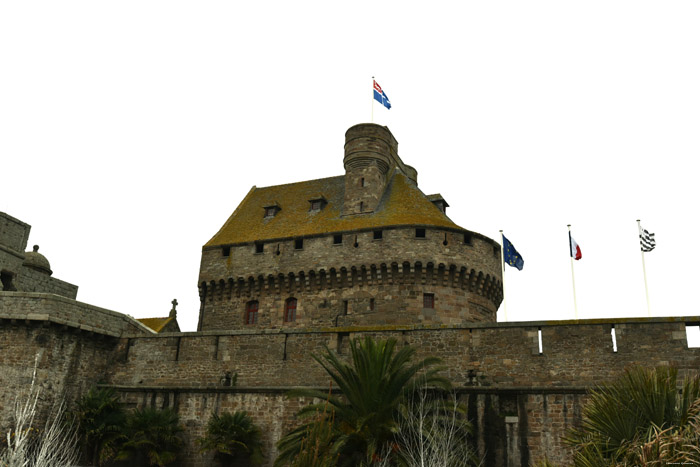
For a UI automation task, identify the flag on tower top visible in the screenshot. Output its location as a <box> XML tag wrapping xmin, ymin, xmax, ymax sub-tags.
<box><xmin>373</xmin><ymin>80</ymin><xmax>391</xmax><ymax>110</ymax></box>
<box><xmin>569</xmin><ymin>232</ymin><xmax>582</xmax><ymax>260</ymax></box>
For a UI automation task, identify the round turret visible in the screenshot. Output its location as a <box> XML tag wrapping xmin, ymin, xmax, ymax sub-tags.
<box><xmin>23</xmin><ymin>245</ymin><xmax>52</xmax><ymax>275</ymax></box>
<box><xmin>343</xmin><ymin>123</ymin><xmax>398</xmax><ymax>174</ymax></box>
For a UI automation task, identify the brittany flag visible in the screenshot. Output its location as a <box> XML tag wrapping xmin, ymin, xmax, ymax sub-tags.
<box><xmin>373</xmin><ymin>80</ymin><xmax>391</xmax><ymax>110</ymax></box>
<box><xmin>569</xmin><ymin>232</ymin><xmax>582</xmax><ymax>260</ymax></box>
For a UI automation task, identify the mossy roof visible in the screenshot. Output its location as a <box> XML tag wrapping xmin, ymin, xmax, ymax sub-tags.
<box><xmin>137</xmin><ymin>317</ymin><xmax>175</xmax><ymax>333</ymax></box>
<box><xmin>205</xmin><ymin>172</ymin><xmax>465</xmax><ymax>247</ymax></box>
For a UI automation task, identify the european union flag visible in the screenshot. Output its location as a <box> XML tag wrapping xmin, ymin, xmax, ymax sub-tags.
<box><xmin>502</xmin><ymin>235</ymin><xmax>524</xmax><ymax>270</ymax></box>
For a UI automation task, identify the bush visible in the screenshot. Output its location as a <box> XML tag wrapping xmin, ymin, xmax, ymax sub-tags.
<box><xmin>117</xmin><ymin>407</ymin><xmax>183</xmax><ymax>466</ymax></box>
<box><xmin>198</xmin><ymin>410</ymin><xmax>263</xmax><ymax>466</ymax></box>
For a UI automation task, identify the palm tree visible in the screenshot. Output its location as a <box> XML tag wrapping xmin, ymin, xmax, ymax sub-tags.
<box><xmin>565</xmin><ymin>366</ymin><xmax>700</xmax><ymax>466</ymax></box>
<box><xmin>73</xmin><ymin>387</ymin><xmax>126</xmax><ymax>466</ymax></box>
<box><xmin>275</xmin><ymin>336</ymin><xmax>449</xmax><ymax>466</ymax></box>
<box><xmin>198</xmin><ymin>410</ymin><xmax>264</xmax><ymax>466</ymax></box>
<box><xmin>118</xmin><ymin>407</ymin><xmax>183</xmax><ymax>466</ymax></box>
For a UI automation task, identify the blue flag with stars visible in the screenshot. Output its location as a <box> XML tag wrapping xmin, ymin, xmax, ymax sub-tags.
<box><xmin>502</xmin><ymin>234</ymin><xmax>524</xmax><ymax>270</ymax></box>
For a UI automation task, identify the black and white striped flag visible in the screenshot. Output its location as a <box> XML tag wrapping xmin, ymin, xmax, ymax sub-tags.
<box><xmin>639</xmin><ymin>226</ymin><xmax>656</xmax><ymax>252</ymax></box>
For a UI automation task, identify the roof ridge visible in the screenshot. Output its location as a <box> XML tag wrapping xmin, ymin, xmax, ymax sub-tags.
<box><xmin>255</xmin><ymin>174</ymin><xmax>344</xmax><ymax>190</ymax></box>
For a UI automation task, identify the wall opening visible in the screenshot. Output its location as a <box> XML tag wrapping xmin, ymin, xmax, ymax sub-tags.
<box><xmin>373</xmin><ymin>230</ymin><xmax>383</xmax><ymax>240</ymax></box>
<box><xmin>611</xmin><ymin>325</ymin><xmax>618</xmax><ymax>353</ymax></box>
<box><xmin>221</xmin><ymin>246</ymin><xmax>230</xmax><ymax>257</ymax></box>
<box><xmin>255</xmin><ymin>242</ymin><xmax>263</xmax><ymax>254</ymax></box>
<box><xmin>416</xmin><ymin>228</ymin><xmax>426</xmax><ymax>238</ymax></box>
<box><xmin>686</xmin><ymin>325</ymin><xmax>700</xmax><ymax>348</ymax></box>
<box><xmin>1</xmin><ymin>271</ymin><xmax>16</xmax><ymax>291</ymax></box>
<box><xmin>333</xmin><ymin>234</ymin><xmax>342</xmax><ymax>245</ymax></box>
<box><xmin>337</xmin><ymin>332</ymin><xmax>350</xmax><ymax>354</ymax></box>
<box><xmin>538</xmin><ymin>327</ymin><xmax>543</xmax><ymax>354</ymax></box>
<box><xmin>423</xmin><ymin>293</ymin><xmax>435</xmax><ymax>309</ymax></box>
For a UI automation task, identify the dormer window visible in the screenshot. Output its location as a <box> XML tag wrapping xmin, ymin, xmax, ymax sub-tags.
<box><xmin>264</xmin><ymin>204</ymin><xmax>280</xmax><ymax>218</ymax></box>
<box><xmin>427</xmin><ymin>194</ymin><xmax>449</xmax><ymax>214</ymax></box>
<box><xmin>308</xmin><ymin>197</ymin><xmax>327</xmax><ymax>212</ymax></box>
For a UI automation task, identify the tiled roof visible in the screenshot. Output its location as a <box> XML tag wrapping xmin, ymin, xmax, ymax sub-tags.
<box><xmin>137</xmin><ymin>317</ymin><xmax>175</xmax><ymax>333</ymax></box>
<box><xmin>206</xmin><ymin>172</ymin><xmax>465</xmax><ymax>247</ymax></box>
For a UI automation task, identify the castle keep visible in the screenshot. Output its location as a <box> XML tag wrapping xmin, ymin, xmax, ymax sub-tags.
<box><xmin>198</xmin><ymin>124</ymin><xmax>502</xmax><ymax>331</ymax></box>
<box><xmin>1</xmin><ymin>123</ymin><xmax>699</xmax><ymax>467</ymax></box>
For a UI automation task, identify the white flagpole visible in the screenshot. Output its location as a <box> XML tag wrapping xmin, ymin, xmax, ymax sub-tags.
<box><xmin>637</xmin><ymin>219</ymin><xmax>651</xmax><ymax>317</ymax></box>
<box><xmin>567</xmin><ymin>225</ymin><xmax>579</xmax><ymax>319</ymax></box>
<box><xmin>371</xmin><ymin>76</ymin><xmax>375</xmax><ymax>123</ymax></box>
<box><xmin>500</xmin><ymin>230</ymin><xmax>507</xmax><ymax>322</ymax></box>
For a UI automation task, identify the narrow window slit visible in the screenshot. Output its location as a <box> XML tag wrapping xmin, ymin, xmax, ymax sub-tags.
<box><xmin>538</xmin><ymin>327</ymin><xmax>543</xmax><ymax>354</ymax></box>
<box><xmin>611</xmin><ymin>325</ymin><xmax>618</xmax><ymax>353</ymax></box>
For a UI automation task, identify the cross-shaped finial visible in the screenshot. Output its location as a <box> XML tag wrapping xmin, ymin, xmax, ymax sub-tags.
<box><xmin>170</xmin><ymin>299</ymin><xmax>178</xmax><ymax>318</ymax></box>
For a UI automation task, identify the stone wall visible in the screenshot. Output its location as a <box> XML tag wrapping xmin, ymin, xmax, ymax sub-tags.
<box><xmin>0</xmin><ymin>323</ymin><xmax>120</xmax><ymax>430</ymax></box>
<box><xmin>103</xmin><ymin>316</ymin><xmax>700</xmax><ymax>466</ymax></box>
<box><xmin>199</xmin><ymin>227</ymin><xmax>502</xmax><ymax>330</ymax></box>
<box><xmin>0</xmin><ymin>212</ymin><xmax>30</xmax><ymax>254</ymax></box>
<box><xmin>14</xmin><ymin>269</ymin><xmax>79</xmax><ymax>299</ymax></box>
<box><xmin>2</xmin><ymin>302</ymin><xmax>699</xmax><ymax>466</ymax></box>
<box><xmin>0</xmin><ymin>212</ymin><xmax>30</xmax><ymax>292</ymax></box>
<box><xmin>0</xmin><ymin>292</ymin><xmax>152</xmax><ymax>337</ymax></box>
<box><xmin>0</xmin><ymin>212</ymin><xmax>78</xmax><ymax>298</ymax></box>
<box><xmin>112</xmin><ymin>387</ymin><xmax>586</xmax><ymax>467</ymax></box>
<box><xmin>122</xmin><ymin>319</ymin><xmax>699</xmax><ymax>389</ymax></box>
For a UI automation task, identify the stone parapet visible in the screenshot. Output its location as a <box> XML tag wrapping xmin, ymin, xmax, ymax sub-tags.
<box><xmin>0</xmin><ymin>292</ymin><xmax>154</xmax><ymax>336</ymax></box>
<box><xmin>111</xmin><ymin>316</ymin><xmax>700</xmax><ymax>389</ymax></box>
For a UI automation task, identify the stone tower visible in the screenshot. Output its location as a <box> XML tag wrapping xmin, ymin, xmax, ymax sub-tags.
<box><xmin>196</xmin><ymin>124</ymin><xmax>503</xmax><ymax>331</ymax></box>
<box><xmin>342</xmin><ymin>124</ymin><xmax>417</xmax><ymax>215</ymax></box>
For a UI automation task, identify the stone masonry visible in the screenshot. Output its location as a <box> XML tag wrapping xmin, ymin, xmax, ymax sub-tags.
<box><xmin>1</xmin><ymin>124</ymin><xmax>699</xmax><ymax>467</ymax></box>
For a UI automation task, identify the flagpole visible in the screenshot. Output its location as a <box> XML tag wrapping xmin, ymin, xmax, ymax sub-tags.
<box><xmin>567</xmin><ymin>225</ymin><xmax>579</xmax><ymax>319</ymax></box>
<box><xmin>500</xmin><ymin>230</ymin><xmax>507</xmax><ymax>322</ymax></box>
<box><xmin>371</xmin><ymin>76</ymin><xmax>374</xmax><ymax>123</ymax></box>
<box><xmin>637</xmin><ymin>219</ymin><xmax>651</xmax><ymax>317</ymax></box>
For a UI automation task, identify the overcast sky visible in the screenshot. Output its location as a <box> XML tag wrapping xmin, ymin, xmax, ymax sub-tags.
<box><xmin>2</xmin><ymin>1</ymin><xmax>699</xmax><ymax>345</ymax></box>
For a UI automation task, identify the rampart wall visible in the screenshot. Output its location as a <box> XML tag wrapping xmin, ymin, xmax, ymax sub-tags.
<box><xmin>105</xmin><ymin>316</ymin><xmax>700</xmax><ymax>466</ymax></box>
<box><xmin>0</xmin><ymin>292</ymin><xmax>153</xmax><ymax>336</ymax></box>
<box><xmin>2</xmin><ymin>300</ymin><xmax>699</xmax><ymax>466</ymax></box>
<box><xmin>14</xmin><ymin>270</ymin><xmax>79</xmax><ymax>298</ymax></box>
<box><xmin>0</xmin><ymin>323</ymin><xmax>119</xmax><ymax>430</ymax></box>
<box><xmin>111</xmin><ymin>318</ymin><xmax>700</xmax><ymax>389</ymax></box>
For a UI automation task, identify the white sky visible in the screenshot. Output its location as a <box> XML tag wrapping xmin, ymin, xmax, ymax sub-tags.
<box><xmin>2</xmin><ymin>1</ymin><xmax>699</xmax><ymax>345</ymax></box>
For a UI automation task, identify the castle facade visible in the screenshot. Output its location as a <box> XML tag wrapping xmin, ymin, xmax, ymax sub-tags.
<box><xmin>1</xmin><ymin>124</ymin><xmax>699</xmax><ymax>467</ymax></box>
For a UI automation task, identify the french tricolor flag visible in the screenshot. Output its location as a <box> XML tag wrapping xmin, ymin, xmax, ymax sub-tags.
<box><xmin>569</xmin><ymin>232</ymin><xmax>582</xmax><ymax>260</ymax></box>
